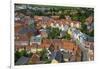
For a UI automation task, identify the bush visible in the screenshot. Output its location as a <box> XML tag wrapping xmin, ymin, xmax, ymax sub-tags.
<box><xmin>62</xmin><ymin>32</ymin><xmax>71</xmax><ymax>40</ymax></box>
<box><xmin>47</xmin><ymin>27</ymin><xmax>60</xmax><ymax>39</ymax></box>
<box><xmin>40</xmin><ymin>48</ymin><xmax>48</xmax><ymax>61</ymax></box>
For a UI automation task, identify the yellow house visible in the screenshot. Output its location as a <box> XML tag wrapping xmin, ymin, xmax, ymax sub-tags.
<box><xmin>68</xmin><ymin>28</ymin><xmax>72</xmax><ymax>36</ymax></box>
<box><xmin>51</xmin><ymin>59</ymin><xmax>58</xmax><ymax>64</ymax></box>
<box><xmin>31</xmin><ymin>48</ymin><xmax>43</xmax><ymax>53</ymax></box>
<box><xmin>18</xmin><ymin>48</ymin><xmax>25</xmax><ymax>52</ymax></box>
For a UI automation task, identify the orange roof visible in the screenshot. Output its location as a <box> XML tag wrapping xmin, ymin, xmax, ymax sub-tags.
<box><xmin>15</xmin><ymin>39</ymin><xmax>79</xmax><ymax>52</ymax></box>
<box><xmin>40</xmin><ymin>39</ymin><xmax>77</xmax><ymax>51</ymax></box>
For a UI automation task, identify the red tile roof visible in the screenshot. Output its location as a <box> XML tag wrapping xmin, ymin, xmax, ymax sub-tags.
<box><xmin>40</xmin><ymin>39</ymin><xmax>78</xmax><ymax>51</ymax></box>
<box><xmin>15</xmin><ymin>34</ymin><xmax>29</xmax><ymax>41</ymax></box>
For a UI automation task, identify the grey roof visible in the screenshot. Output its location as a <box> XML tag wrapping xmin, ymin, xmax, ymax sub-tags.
<box><xmin>55</xmin><ymin>51</ymin><xmax>64</xmax><ymax>62</ymax></box>
<box><xmin>62</xmin><ymin>51</ymin><xmax>71</xmax><ymax>58</ymax></box>
<box><xmin>84</xmin><ymin>34</ymin><xmax>94</xmax><ymax>42</ymax></box>
<box><xmin>87</xmin><ymin>37</ymin><xmax>94</xmax><ymax>42</ymax></box>
<box><xmin>15</xmin><ymin>56</ymin><xmax>29</xmax><ymax>65</ymax></box>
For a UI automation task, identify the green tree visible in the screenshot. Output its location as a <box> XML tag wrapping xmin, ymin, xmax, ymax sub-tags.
<box><xmin>62</xmin><ymin>32</ymin><xmax>71</xmax><ymax>40</ymax></box>
<box><xmin>59</xmin><ymin>14</ymin><xmax>65</xmax><ymax>19</ymax></box>
<box><xmin>48</xmin><ymin>27</ymin><xmax>60</xmax><ymax>39</ymax></box>
<box><xmin>40</xmin><ymin>48</ymin><xmax>48</xmax><ymax>61</ymax></box>
<box><xmin>15</xmin><ymin>51</ymin><xmax>21</xmax><ymax>62</ymax></box>
<box><xmin>15</xmin><ymin>50</ymin><xmax>28</xmax><ymax>62</ymax></box>
<box><xmin>80</xmin><ymin>23</ymin><xmax>87</xmax><ymax>33</ymax></box>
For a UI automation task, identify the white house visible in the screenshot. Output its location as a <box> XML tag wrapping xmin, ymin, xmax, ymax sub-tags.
<box><xmin>55</xmin><ymin>23</ymin><xmax>60</xmax><ymax>28</ymax></box>
<box><xmin>59</xmin><ymin>24</ymin><xmax>64</xmax><ymax>31</ymax></box>
<box><xmin>50</xmin><ymin>23</ymin><xmax>54</xmax><ymax>27</ymax></box>
<box><xmin>70</xmin><ymin>21</ymin><xmax>81</xmax><ymax>28</ymax></box>
<box><xmin>70</xmin><ymin>22</ymin><xmax>74</xmax><ymax>27</ymax></box>
<box><xmin>42</xmin><ymin>24</ymin><xmax>47</xmax><ymax>29</ymax></box>
<box><xmin>30</xmin><ymin>35</ymin><xmax>42</xmax><ymax>45</ymax></box>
